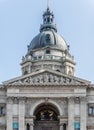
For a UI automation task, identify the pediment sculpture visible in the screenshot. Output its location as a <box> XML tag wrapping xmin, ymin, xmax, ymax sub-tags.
<box><xmin>7</xmin><ymin>72</ymin><xmax>87</xmax><ymax>86</ymax></box>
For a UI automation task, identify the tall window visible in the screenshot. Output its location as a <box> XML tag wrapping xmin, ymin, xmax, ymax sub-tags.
<box><xmin>88</xmin><ymin>106</ymin><xmax>94</xmax><ymax>116</ymax></box>
<box><xmin>0</xmin><ymin>106</ymin><xmax>5</xmax><ymax>115</ymax></box>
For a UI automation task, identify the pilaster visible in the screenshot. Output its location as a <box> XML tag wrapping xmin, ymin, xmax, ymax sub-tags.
<box><xmin>80</xmin><ymin>97</ymin><xmax>86</xmax><ymax>130</ymax></box>
<box><xmin>19</xmin><ymin>97</ymin><xmax>25</xmax><ymax>130</ymax></box>
<box><xmin>68</xmin><ymin>97</ymin><xmax>74</xmax><ymax>130</ymax></box>
<box><xmin>6</xmin><ymin>97</ymin><xmax>13</xmax><ymax>130</ymax></box>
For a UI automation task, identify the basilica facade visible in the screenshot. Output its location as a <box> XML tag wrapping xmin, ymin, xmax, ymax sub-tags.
<box><xmin>0</xmin><ymin>6</ymin><xmax>94</xmax><ymax>130</ymax></box>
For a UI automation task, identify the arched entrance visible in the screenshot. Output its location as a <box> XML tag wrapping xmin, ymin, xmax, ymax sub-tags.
<box><xmin>34</xmin><ymin>104</ymin><xmax>60</xmax><ymax>130</ymax></box>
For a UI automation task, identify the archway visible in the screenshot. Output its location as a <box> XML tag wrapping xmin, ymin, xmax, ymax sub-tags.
<box><xmin>34</xmin><ymin>103</ymin><xmax>60</xmax><ymax>130</ymax></box>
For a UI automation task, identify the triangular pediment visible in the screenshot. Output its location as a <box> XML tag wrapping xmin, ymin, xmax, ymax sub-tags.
<box><xmin>3</xmin><ymin>69</ymin><xmax>90</xmax><ymax>86</ymax></box>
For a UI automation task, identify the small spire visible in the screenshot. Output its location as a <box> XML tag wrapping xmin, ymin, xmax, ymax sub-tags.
<box><xmin>47</xmin><ymin>0</ymin><xmax>50</xmax><ymax>9</ymax></box>
<box><xmin>40</xmin><ymin>0</ymin><xmax>57</xmax><ymax>32</ymax></box>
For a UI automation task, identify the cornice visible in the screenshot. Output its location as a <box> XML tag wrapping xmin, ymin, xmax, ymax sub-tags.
<box><xmin>87</xmin><ymin>84</ymin><xmax>94</xmax><ymax>90</ymax></box>
<box><xmin>0</xmin><ymin>84</ymin><xmax>6</xmax><ymax>90</ymax></box>
<box><xmin>4</xmin><ymin>83</ymin><xmax>89</xmax><ymax>89</ymax></box>
<box><xmin>27</xmin><ymin>46</ymin><xmax>64</xmax><ymax>54</ymax></box>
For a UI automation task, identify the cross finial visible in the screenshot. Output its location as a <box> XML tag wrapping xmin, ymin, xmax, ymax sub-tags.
<box><xmin>47</xmin><ymin>0</ymin><xmax>50</xmax><ymax>9</ymax></box>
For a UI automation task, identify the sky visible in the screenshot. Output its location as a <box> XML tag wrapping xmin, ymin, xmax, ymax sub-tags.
<box><xmin>0</xmin><ymin>0</ymin><xmax>94</xmax><ymax>84</ymax></box>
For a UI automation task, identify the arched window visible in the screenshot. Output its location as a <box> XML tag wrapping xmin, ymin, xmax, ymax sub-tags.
<box><xmin>45</xmin><ymin>34</ymin><xmax>51</xmax><ymax>43</ymax></box>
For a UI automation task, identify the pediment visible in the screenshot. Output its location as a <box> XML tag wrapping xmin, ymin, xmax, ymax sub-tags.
<box><xmin>3</xmin><ymin>69</ymin><xmax>90</xmax><ymax>86</ymax></box>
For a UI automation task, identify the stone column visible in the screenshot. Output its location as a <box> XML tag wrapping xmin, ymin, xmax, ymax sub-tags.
<box><xmin>60</xmin><ymin>118</ymin><xmax>64</xmax><ymax>130</ymax></box>
<box><xmin>25</xmin><ymin>123</ymin><xmax>27</xmax><ymax>130</ymax></box>
<box><xmin>58</xmin><ymin>116</ymin><xmax>67</xmax><ymax>130</ymax></box>
<box><xmin>68</xmin><ymin>97</ymin><xmax>74</xmax><ymax>130</ymax></box>
<box><xmin>60</xmin><ymin>124</ymin><xmax>63</xmax><ymax>130</ymax></box>
<box><xmin>30</xmin><ymin>118</ymin><xmax>34</xmax><ymax>130</ymax></box>
<box><xmin>80</xmin><ymin>97</ymin><xmax>86</xmax><ymax>130</ymax></box>
<box><xmin>6</xmin><ymin>97</ymin><xmax>13</xmax><ymax>130</ymax></box>
<box><xmin>19</xmin><ymin>98</ymin><xmax>25</xmax><ymax>130</ymax></box>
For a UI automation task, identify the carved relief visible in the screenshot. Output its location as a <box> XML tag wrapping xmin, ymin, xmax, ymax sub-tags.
<box><xmin>8</xmin><ymin>72</ymin><xmax>86</xmax><ymax>85</ymax></box>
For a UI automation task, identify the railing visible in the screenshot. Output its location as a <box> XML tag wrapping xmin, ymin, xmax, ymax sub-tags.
<box><xmin>32</xmin><ymin>55</ymin><xmax>63</xmax><ymax>61</ymax></box>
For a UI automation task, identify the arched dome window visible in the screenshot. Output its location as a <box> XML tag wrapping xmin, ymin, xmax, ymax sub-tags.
<box><xmin>46</xmin><ymin>50</ymin><xmax>50</xmax><ymax>54</ymax></box>
<box><xmin>45</xmin><ymin>34</ymin><xmax>51</xmax><ymax>43</ymax></box>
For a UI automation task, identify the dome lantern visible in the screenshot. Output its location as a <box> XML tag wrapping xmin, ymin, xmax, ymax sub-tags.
<box><xmin>40</xmin><ymin>6</ymin><xmax>57</xmax><ymax>32</ymax></box>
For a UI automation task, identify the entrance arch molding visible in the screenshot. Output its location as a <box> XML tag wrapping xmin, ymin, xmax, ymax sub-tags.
<box><xmin>30</xmin><ymin>99</ymin><xmax>62</xmax><ymax>116</ymax></box>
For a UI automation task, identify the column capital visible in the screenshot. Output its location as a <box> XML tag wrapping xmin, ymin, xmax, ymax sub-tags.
<box><xmin>13</xmin><ymin>97</ymin><xmax>19</xmax><ymax>104</ymax></box>
<box><xmin>7</xmin><ymin>97</ymin><xmax>13</xmax><ymax>104</ymax></box>
<box><xmin>80</xmin><ymin>96</ymin><xmax>87</xmax><ymax>130</ymax></box>
<box><xmin>80</xmin><ymin>96</ymin><xmax>86</xmax><ymax>102</ymax></box>
<box><xmin>74</xmin><ymin>97</ymin><xmax>80</xmax><ymax>104</ymax></box>
<box><xmin>68</xmin><ymin>97</ymin><xmax>74</xmax><ymax>104</ymax></box>
<box><xmin>19</xmin><ymin>97</ymin><xmax>26</xmax><ymax>104</ymax></box>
